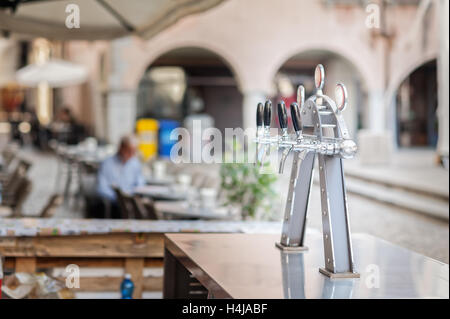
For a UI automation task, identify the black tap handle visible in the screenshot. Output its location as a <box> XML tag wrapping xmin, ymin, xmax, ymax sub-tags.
<box><xmin>290</xmin><ymin>102</ymin><xmax>302</xmax><ymax>133</ymax></box>
<box><xmin>256</xmin><ymin>102</ymin><xmax>264</xmax><ymax>127</ymax></box>
<box><xmin>264</xmin><ymin>100</ymin><xmax>272</xmax><ymax>127</ymax></box>
<box><xmin>277</xmin><ymin>100</ymin><xmax>288</xmax><ymax>129</ymax></box>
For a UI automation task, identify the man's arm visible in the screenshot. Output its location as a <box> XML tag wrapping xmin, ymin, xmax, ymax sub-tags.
<box><xmin>97</xmin><ymin>160</ymin><xmax>116</xmax><ymax>201</ymax></box>
<box><xmin>134</xmin><ymin>159</ymin><xmax>146</xmax><ymax>187</ymax></box>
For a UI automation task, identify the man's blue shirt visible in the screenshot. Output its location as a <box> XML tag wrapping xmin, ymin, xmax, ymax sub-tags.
<box><xmin>96</xmin><ymin>154</ymin><xmax>145</xmax><ymax>201</ymax></box>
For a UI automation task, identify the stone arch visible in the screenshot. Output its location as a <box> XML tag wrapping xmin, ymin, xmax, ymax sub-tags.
<box><xmin>267</xmin><ymin>43</ymin><xmax>375</xmax><ymax>94</ymax></box>
<box><xmin>386</xmin><ymin>52</ymin><xmax>439</xmax><ymax>109</ymax></box>
<box><xmin>129</xmin><ymin>40</ymin><xmax>245</xmax><ymax>92</ymax></box>
<box><xmin>384</xmin><ymin>51</ymin><xmax>438</xmax><ymax>134</ymax></box>
<box><xmin>265</xmin><ymin>45</ymin><xmax>372</xmax><ymax>136</ymax></box>
<box><xmin>133</xmin><ymin>41</ymin><xmax>246</xmax><ymax>132</ymax></box>
<box><xmin>386</xmin><ymin>54</ymin><xmax>439</xmax><ymax>147</ymax></box>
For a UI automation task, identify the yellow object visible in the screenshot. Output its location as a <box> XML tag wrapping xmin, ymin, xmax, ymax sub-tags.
<box><xmin>136</xmin><ymin>118</ymin><xmax>159</xmax><ymax>160</ymax></box>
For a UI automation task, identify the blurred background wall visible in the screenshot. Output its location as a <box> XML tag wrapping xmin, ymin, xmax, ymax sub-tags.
<box><xmin>1</xmin><ymin>0</ymin><xmax>448</xmax><ymax>164</ymax></box>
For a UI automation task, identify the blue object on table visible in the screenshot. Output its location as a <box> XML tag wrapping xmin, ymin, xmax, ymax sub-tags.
<box><xmin>120</xmin><ymin>274</ymin><xmax>134</xmax><ymax>299</ymax></box>
<box><xmin>158</xmin><ymin>119</ymin><xmax>180</xmax><ymax>158</ymax></box>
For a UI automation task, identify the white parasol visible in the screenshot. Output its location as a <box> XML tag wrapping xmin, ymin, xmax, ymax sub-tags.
<box><xmin>15</xmin><ymin>59</ymin><xmax>88</xmax><ymax>88</ymax></box>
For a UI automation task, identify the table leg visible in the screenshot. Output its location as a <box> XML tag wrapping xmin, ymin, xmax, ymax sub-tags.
<box><xmin>163</xmin><ymin>248</ymin><xmax>177</xmax><ymax>298</ymax></box>
<box><xmin>163</xmin><ymin>248</ymin><xmax>208</xmax><ymax>299</ymax></box>
<box><xmin>124</xmin><ymin>258</ymin><xmax>144</xmax><ymax>299</ymax></box>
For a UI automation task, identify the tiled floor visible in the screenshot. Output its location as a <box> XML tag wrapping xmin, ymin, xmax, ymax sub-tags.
<box><xmin>19</xmin><ymin>148</ymin><xmax>84</xmax><ymax>219</ymax></box>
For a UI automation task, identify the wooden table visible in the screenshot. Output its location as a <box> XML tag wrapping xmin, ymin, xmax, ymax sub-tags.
<box><xmin>145</xmin><ymin>176</ymin><xmax>175</xmax><ymax>186</ymax></box>
<box><xmin>163</xmin><ymin>232</ymin><xmax>449</xmax><ymax>299</ymax></box>
<box><xmin>134</xmin><ymin>185</ymin><xmax>187</xmax><ymax>201</ymax></box>
<box><xmin>0</xmin><ymin>218</ymin><xmax>280</xmax><ymax>298</ymax></box>
<box><xmin>154</xmin><ymin>201</ymin><xmax>231</xmax><ymax>220</ymax></box>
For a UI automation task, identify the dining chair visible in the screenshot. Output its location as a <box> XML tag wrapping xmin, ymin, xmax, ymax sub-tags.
<box><xmin>39</xmin><ymin>194</ymin><xmax>64</xmax><ymax>218</ymax></box>
<box><xmin>0</xmin><ymin>148</ymin><xmax>17</xmax><ymax>172</ymax></box>
<box><xmin>112</xmin><ymin>186</ymin><xmax>134</xmax><ymax>219</ymax></box>
<box><xmin>133</xmin><ymin>196</ymin><xmax>159</xmax><ymax>220</ymax></box>
<box><xmin>75</xmin><ymin>161</ymin><xmax>98</xmax><ymax>209</ymax></box>
<box><xmin>2</xmin><ymin>159</ymin><xmax>31</xmax><ymax>197</ymax></box>
<box><xmin>1</xmin><ymin>158</ymin><xmax>32</xmax><ymax>187</ymax></box>
<box><xmin>62</xmin><ymin>155</ymin><xmax>79</xmax><ymax>204</ymax></box>
<box><xmin>130</xmin><ymin>195</ymin><xmax>147</xmax><ymax>219</ymax></box>
<box><xmin>5</xmin><ymin>176</ymin><xmax>32</xmax><ymax>217</ymax></box>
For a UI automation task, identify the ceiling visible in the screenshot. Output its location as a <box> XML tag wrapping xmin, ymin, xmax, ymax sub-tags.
<box><xmin>0</xmin><ymin>0</ymin><xmax>225</xmax><ymax>40</ymax></box>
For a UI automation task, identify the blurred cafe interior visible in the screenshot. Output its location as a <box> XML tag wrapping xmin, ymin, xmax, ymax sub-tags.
<box><xmin>0</xmin><ymin>0</ymin><xmax>448</xmax><ymax>299</ymax></box>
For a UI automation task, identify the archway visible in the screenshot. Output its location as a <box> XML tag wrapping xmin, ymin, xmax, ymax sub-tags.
<box><xmin>395</xmin><ymin>59</ymin><xmax>438</xmax><ymax>148</ymax></box>
<box><xmin>136</xmin><ymin>47</ymin><xmax>243</xmax><ymax>133</ymax></box>
<box><xmin>271</xmin><ymin>49</ymin><xmax>367</xmax><ymax>139</ymax></box>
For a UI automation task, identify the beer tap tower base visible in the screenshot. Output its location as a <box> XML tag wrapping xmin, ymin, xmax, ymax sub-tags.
<box><xmin>318</xmin><ymin>268</ymin><xmax>360</xmax><ymax>279</ymax></box>
<box><xmin>275</xmin><ymin>242</ymin><xmax>309</xmax><ymax>252</ymax></box>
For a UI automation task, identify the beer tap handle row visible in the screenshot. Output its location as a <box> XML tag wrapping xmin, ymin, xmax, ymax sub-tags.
<box><xmin>257</xmin><ymin>101</ymin><xmax>273</xmax><ymax>136</ymax></box>
<box><xmin>257</xmin><ymin>86</ymin><xmax>305</xmax><ymax>139</ymax></box>
<box><xmin>255</xmin><ymin>64</ymin><xmax>357</xmax><ymax>160</ymax></box>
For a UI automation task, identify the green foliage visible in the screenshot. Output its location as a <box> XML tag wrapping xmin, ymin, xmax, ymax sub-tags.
<box><xmin>220</xmin><ymin>141</ymin><xmax>277</xmax><ymax>219</ymax></box>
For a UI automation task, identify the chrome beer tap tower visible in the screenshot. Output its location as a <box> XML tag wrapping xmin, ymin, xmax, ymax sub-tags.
<box><xmin>255</xmin><ymin>64</ymin><xmax>359</xmax><ymax>278</ymax></box>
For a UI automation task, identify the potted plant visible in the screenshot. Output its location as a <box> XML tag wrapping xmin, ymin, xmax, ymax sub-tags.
<box><xmin>220</xmin><ymin>141</ymin><xmax>277</xmax><ymax>220</ymax></box>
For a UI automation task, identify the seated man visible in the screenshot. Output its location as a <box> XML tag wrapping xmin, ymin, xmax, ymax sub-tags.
<box><xmin>96</xmin><ymin>135</ymin><xmax>145</xmax><ymax>218</ymax></box>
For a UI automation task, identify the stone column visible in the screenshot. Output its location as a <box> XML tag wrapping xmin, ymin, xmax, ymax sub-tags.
<box><xmin>357</xmin><ymin>89</ymin><xmax>393</xmax><ymax>165</ymax></box>
<box><xmin>366</xmin><ymin>90</ymin><xmax>386</xmax><ymax>133</ymax></box>
<box><xmin>105</xmin><ymin>37</ymin><xmax>137</xmax><ymax>144</ymax></box>
<box><xmin>437</xmin><ymin>0</ymin><xmax>449</xmax><ymax>164</ymax></box>
<box><xmin>0</xmin><ymin>38</ymin><xmax>19</xmax><ymax>86</ymax></box>
<box><xmin>106</xmin><ymin>90</ymin><xmax>137</xmax><ymax>145</ymax></box>
<box><xmin>0</xmin><ymin>39</ymin><xmax>19</xmax><ymax>148</ymax></box>
<box><xmin>242</xmin><ymin>90</ymin><xmax>267</xmax><ymax>130</ymax></box>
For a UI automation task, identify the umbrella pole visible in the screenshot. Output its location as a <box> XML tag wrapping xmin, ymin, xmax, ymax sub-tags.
<box><xmin>37</xmin><ymin>81</ymin><xmax>53</xmax><ymax>126</ymax></box>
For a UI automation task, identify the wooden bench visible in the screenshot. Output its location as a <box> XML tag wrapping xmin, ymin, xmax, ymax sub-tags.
<box><xmin>0</xmin><ymin>218</ymin><xmax>280</xmax><ymax>298</ymax></box>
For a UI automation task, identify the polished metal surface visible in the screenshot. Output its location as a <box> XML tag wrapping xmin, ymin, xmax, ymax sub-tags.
<box><xmin>165</xmin><ymin>232</ymin><xmax>449</xmax><ymax>299</ymax></box>
<box><xmin>279</xmin><ymin>150</ymin><xmax>315</xmax><ymax>248</ymax></box>
<box><xmin>255</xmin><ymin>64</ymin><xmax>357</xmax><ymax>276</ymax></box>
